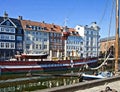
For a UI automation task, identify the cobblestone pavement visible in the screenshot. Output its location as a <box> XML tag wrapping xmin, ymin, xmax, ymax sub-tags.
<box><xmin>75</xmin><ymin>81</ymin><xmax>120</xmax><ymax>92</ymax></box>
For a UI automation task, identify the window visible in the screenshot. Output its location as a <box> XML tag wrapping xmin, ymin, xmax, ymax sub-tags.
<box><xmin>32</xmin><ymin>26</ymin><xmax>34</xmax><ymax>30</ymax></box>
<box><xmin>0</xmin><ymin>27</ymin><xmax>15</xmax><ymax>33</ymax></box>
<box><xmin>1</xmin><ymin>35</ymin><xmax>4</xmax><ymax>39</ymax></box>
<box><xmin>36</xmin><ymin>44</ymin><xmax>38</xmax><ymax>49</ymax></box>
<box><xmin>44</xmin><ymin>32</ymin><xmax>47</xmax><ymax>36</ymax></box>
<box><xmin>17</xmin><ymin>29</ymin><xmax>22</xmax><ymax>34</ymax></box>
<box><xmin>0</xmin><ymin>42</ymin><xmax>15</xmax><ymax>49</ymax></box>
<box><xmin>26</xmin><ymin>37</ymin><xmax>30</xmax><ymax>41</ymax></box>
<box><xmin>44</xmin><ymin>45</ymin><xmax>47</xmax><ymax>49</ymax></box>
<box><xmin>36</xmin><ymin>38</ymin><xmax>38</xmax><ymax>41</ymax></box>
<box><xmin>16</xmin><ymin>42</ymin><xmax>22</xmax><ymax>49</ymax></box>
<box><xmin>37</xmin><ymin>27</ymin><xmax>41</xmax><ymax>30</ymax></box>
<box><xmin>10</xmin><ymin>35</ymin><xmax>15</xmax><ymax>40</ymax></box>
<box><xmin>17</xmin><ymin>36</ymin><xmax>22</xmax><ymax>41</ymax></box>
<box><xmin>32</xmin><ymin>44</ymin><xmax>35</xmax><ymax>49</ymax></box>
<box><xmin>5</xmin><ymin>28</ymin><xmax>9</xmax><ymax>32</ymax></box>
<box><xmin>11</xmin><ymin>43</ymin><xmax>15</xmax><ymax>49</ymax></box>
<box><xmin>0</xmin><ymin>34</ymin><xmax>15</xmax><ymax>40</ymax></box>
<box><xmin>26</xmin><ymin>44</ymin><xmax>30</xmax><ymax>49</ymax></box>
<box><xmin>50</xmin><ymin>33</ymin><xmax>53</xmax><ymax>36</ymax></box>
<box><xmin>32</xmin><ymin>31</ymin><xmax>35</xmax><ymax>35</ymax></box>
<box><xmin>39</xmin><ymin>32</ymin><xmax>41</xmax><ymax>35</ymax></box>
<box><xmin>39</xmin><ymin>44</ymin><xmax>42</xmax><ymax>49</ymax></box>
<box><xmin>41</xmin><ymin>28</ymin><xmax>44</xmax><ymax>30</ymax></box>
<box><xmin>32</xmin><ymin>37</ymin><xmax>35</xmax><ymax>41</ymax></box>
<box><xmin>86</xmin><ymin>47</ymin><xmax>89</xmax><ymax>51</ymax></box>
<box><xmin>0</xmin><ymin>27</ymin><xmax>4</xmax><ymax>32</ymax></box>
<box><xmin>44</xmin><ymin>38</ymin><xmax>47</xmax><ymax>42</ymax></box>
<box><xmin>36</xmin><ymin>32</ymin><xmax>38</xmax><ymax>35</ymax></box>
<box><xmin>11</xmin><ymin>28</ymin><xmax>15</xmax><ymax>33</ymax></box>
<box><xmin>78</xmin><ymin>28</ymin><xmax>80</xmax><ymax>30</ymax></box>
<box><xmin>1</xmin><ymin>43</ymin><xmax>4</xmax><ymax>48</ymax></box>
<box><xmin>6</xmin><ymin>43</ymin><xmax>9</xmax><ymax>48</ymax></box>
<box><xmin>26</xmin><ymin>25</ymin><xmax>29</xmax><ymax>28</ymax></box>
<box><xmin>26</xmin><ymin>31</ymin><xmax>30</xmax><ymax>34</ymax></box>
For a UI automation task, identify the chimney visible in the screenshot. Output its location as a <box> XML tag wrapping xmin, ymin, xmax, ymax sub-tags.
<box><xmin>63</xmin><ymin>26</ymin><xmax>68</xmax><ymax>32</ymax></box>
<box><xmin>42</xmin><ymin>21</ymin><xmax>45</xmax><ymax>23</ymax></box>
<box><xmin>4</xmin><ymin>11</ymin><xmax>8</xmax><ymax>19</ymax></box>
<box><xmin>18</xmin><ymin>16</ymin><xmax>23</xmax><ymax>20</ymax></box>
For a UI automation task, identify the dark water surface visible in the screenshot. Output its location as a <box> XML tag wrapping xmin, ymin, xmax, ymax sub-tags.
<box><xmin>0</xmin><ymin>70</ymin><xmax>83</xmax><ymax>92</ymax></box>
<box><xmin>0</xmin><ymin>76</ymin><xmax>80</xmax><ymax>92</ymax></box>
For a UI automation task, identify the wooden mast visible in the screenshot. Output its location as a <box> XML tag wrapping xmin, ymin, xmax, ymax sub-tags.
<box><xmin>115</xmin><ymin>0</ymin><xmax>119</xmax><ymax>72</ymax></box>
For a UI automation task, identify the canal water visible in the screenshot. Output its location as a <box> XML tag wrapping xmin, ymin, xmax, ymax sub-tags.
<box><xmin>0</xmin><ymin>75</ymin><xmax>80</xmax><ymax>92</ymax></box>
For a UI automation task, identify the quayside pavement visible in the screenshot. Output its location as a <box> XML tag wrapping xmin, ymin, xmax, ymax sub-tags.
<box><xmin>32</xmin><ymin>75</ymin><xmax>120</xmax><ymax>92</ymax></box>
<box><xmin>75</xmin><ymin>81</ymin><xmax>120</xmax><ymax>92</ymax></box>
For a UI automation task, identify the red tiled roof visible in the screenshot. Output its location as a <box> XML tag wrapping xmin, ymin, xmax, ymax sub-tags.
<box><xmin>20</xmin><ymin>20</ymin><xmax>62</xmax><ymax>33</ymax></box>
<box><xmin>20</xmin><ymin>19</ymin><xmax>80</xmax><ymax>36</ymax></box>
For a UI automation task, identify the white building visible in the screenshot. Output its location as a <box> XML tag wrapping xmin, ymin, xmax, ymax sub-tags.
<box><xmin>21</xmin><ymin>20</ymin><xmax>49</xmax><ymax>54</ymax></box>
<box><xmin>24</xmin><ymin>31</ymin><xmax>49</xmax><ymax>54</ymax></box>
<box><xmin>75</xmin><ymin>22</ymin><xmax>100</xmax><ymax>58</ymax></box>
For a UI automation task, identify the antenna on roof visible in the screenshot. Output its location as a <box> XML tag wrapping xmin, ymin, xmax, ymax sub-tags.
<box><xmin>64</xmin><ymin>17</ymin><xmax>69</xmax><ymax>27</ymax></box>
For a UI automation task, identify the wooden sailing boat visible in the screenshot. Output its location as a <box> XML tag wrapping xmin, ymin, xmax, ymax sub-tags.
<box><xmin>91</xmin><ymin>0</ymin><xmax>120</xmax><ymax>74</ymax></box>
<box><xmin>81</xmin><ymin>0</ymin><xmax>120</xmax><ymax>80</ymax></box>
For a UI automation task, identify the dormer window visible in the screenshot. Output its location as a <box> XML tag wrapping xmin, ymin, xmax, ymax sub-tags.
<box><xmin>29</xmin><ymin>25</ymin><xmax>32</xmax><ymax>28</ymax></box>
<box><xmin>32</xmin><ymin>26</ymin><xmax>34</xmax><ymax>30</ymax></box>
<box><xmin>34</xmin><ymin>26</ymin><xmax>37</xmax><ymax>30</ymax></box>
<box><xmin>41</xmin><ymin>27</ymin><xmax>44</xmax><ymax>30</ymax></box>
<box><xmin>53</xmin><ymin>25</ymin><xmax>56</xmax><ymax>28</ymax></box>
<box><xmin>26</xmin><ymin>25</ymin><xmax>29</xmax><ymax>28</ymax></box>
<box><xmin>76</xmin><ymin>32</ymin><xmax>79</xmax><ymax>34</ymax></box>
<box><xmin>39</xmin><ymin>27</ymin><xmax>41</xmax><ymax>30</ymax></box>
<box><xmin>44</xmin><ymin>27</ymin><xmax>47</xmax><ymax>30</ymax></box>
<box><xmin>72</xmin><ymin>31</ymin><xmax>75</xmax><ymax>35</ymax></box>
<box><xmin>51</xmin><ymin>28</ymin><xmax>53</xmax><ymax>31</ymax></box>
<box><xmin>37</xmin><ymin>26</ymin><xmax>41</xmax><ymax>30</ymax></box>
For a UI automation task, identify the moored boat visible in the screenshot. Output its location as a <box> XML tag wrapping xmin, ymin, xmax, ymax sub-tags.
<box><xmin>0</xmin><ymin>54</ymin><xmax>98</xmax><ymax>75</ymax></box>
<box><xmin>82</xmin><ymin>71</ymin><xmax>113</xmax><ymax>80</ymax></box>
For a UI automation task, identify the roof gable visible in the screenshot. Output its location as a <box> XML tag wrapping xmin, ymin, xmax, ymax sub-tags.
<box><xmin>0</xmin><ymin>18</ymin><xmax>17</xmax><ymax>28</ymax></box>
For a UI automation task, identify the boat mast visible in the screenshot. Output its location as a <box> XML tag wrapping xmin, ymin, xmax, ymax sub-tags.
<box><xmin>115</xmin><ymin>0</ymin><xmax>119</xmax><ymax>72</ymax></box>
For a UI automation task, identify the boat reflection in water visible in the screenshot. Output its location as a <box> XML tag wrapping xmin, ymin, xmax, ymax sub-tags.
<box><xmin>0</xmin><ymin>77</ymin><xmax>80</xmax><ymax>92</ymax></box>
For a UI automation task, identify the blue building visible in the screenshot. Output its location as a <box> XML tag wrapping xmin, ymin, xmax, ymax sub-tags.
<box><xmin>0</xmin><ymin>12</ymin><xmax>24</xmax><ymax>61</ymax></box>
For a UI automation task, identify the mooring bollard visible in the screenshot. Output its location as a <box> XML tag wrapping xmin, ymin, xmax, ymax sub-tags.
<box><xmin>100</xmin><ymin>86</ymin><xmax>118</xmax><ymax>92</ymax></box>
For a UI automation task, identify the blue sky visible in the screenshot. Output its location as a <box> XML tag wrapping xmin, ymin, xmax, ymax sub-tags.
<box><xmin>0</xmin><ymin>0</ymin><xmax>115</xmax><ymax>38</ymax></box>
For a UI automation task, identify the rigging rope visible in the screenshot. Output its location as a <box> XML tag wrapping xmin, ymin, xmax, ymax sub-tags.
<box><xmin>87</xmin><ymin>0</ymin><xmax>115</xmax><ymax>71</ymax></box>
<box><xmin>104</xmin><ymin>0</ymin><xmax>115</xmax><ymax>58</ymax></box>
<box><xmin>98</xmin><ymin>0</ymin><xmax>108</xmax><ymax>25</ymax></box>
<box><xmin>88</xmin><ymin>51</ymin><xmax>111</xmax><ymax>70</ymax></box>
<box><xmin>78</xmin><ymin>0</ymin><xmax>115</xmax><ymax>72</ymax></box>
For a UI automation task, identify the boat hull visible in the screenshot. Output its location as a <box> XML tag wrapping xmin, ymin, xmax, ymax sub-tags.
<box><xmin>82</xmin><ymin>74</ymin><xmax>105</xmax><ymax>80</ymax></box>
<box><xmin>0</xmin><ymin>57</ymin><xmax>98</xmax><ymax>75</ymax></box>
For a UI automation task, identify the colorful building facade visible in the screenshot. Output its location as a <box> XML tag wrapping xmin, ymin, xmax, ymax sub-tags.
<box><xmin>0</xmin><ymin>13</ymin><xmax>24</xmax><ymax>61</ymax></box>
